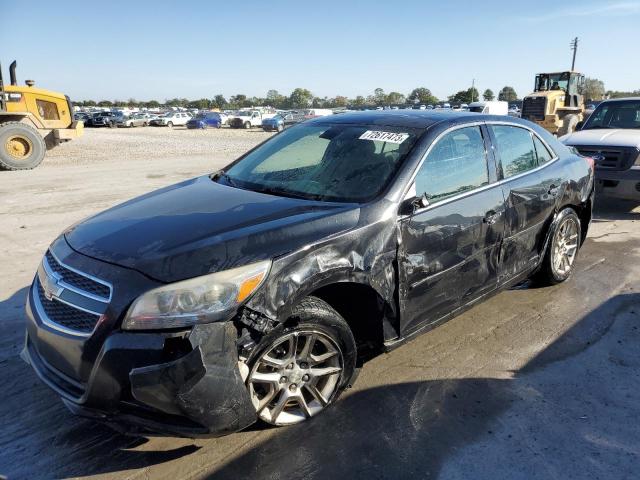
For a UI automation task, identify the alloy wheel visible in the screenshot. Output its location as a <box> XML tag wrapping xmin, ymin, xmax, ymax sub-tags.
<box><xmin>552</xmin><ymin>217</ymin><xmax>579</xmax><ymax>275</ymax></box>
<box><xmin>248</xmin><ymin>330</ymin><xmax>343</xmax><ymax>425</ymax></box>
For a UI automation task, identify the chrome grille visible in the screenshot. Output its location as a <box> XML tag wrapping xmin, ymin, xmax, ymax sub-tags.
<box><xmin>36</xmin><ymin>280</ymin><xmax>100</xmax><ymax>334</ymax></box>
<box><xmin>45</xmin><ymin>251</ymin><xmax>110</xmax><ymax>299</ymax></box>
<box><xmin>575</xmin><ymin>147</ymin><xmax>625</xmax><ymax>170</ymax></box>
<box><xmin>34</xmin><ymin>251</ymin><xmax>112</xmax><ymax>337</ymax></box>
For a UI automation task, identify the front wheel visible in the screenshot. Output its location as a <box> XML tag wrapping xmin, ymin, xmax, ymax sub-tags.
<box><xmin>536</xmin><ymin>208</ymin><xmax>581</xmax><ymax>284</ymax></box>
<box><xmin>246</xmin><ymin>296</ymin><xmax>356</xmax><ymax>426</ymax></box>
<box><xmin>0</xmin><ymin>122</ymin><xmax>47</xmax><ymax>170</ymax></box>
<box><xmin>167</xmin><ymin>121</ymin><xmax>173</xmax><ymax>128</ymax></box>
<box><xmin>558</xmin><ymin>114</ymin><xmax>579</xmax><ymax>136</ymax></box>
<box><xmin>277</xmin><ymin>124</ymin><xmax>284</xmax><ymax>132</ymax></box>
<box><xmin>244</xmin><ymin>121</ymin><xmax>251</xmax><ymax>129</ymax></box>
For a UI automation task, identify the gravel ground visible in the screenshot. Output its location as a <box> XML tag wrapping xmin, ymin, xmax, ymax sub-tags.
<box><xmin>1</xmin><ymin>129</ymin><xmax>639</xmax><ymax>479</ymax></box>
<box><xmin>46</xmin><ymin>126</ymin><xmax>273</xmax><ymax>165</ymax></box>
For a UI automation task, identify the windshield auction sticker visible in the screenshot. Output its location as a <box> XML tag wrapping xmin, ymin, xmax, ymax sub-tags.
<box><xmin>359</xmin><ymin>130</ymin><xmax>409</xmax><ymax>144</ymax></box>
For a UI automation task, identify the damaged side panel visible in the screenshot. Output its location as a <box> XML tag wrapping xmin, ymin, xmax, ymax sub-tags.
<box><xmin>244</xmin><ymin>203</ymin><xmax>402</xmax><ymax>341</ymax></box>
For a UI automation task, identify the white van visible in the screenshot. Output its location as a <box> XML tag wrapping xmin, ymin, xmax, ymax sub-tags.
<box><xmin>468</xmin><ymin>101</ymin><xmax>508</xmax><ymax>115</ymax></box>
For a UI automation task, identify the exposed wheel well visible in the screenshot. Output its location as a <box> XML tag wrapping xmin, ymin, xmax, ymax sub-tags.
<box><xmin>562</xmin><ymin>199</ymin><xmax>591</xmax><ymax>245</ymax></box>
<box><xmin>309</xmin><ymin>283</ymin><xmax>388</xmax><ymax>361</ymax></box>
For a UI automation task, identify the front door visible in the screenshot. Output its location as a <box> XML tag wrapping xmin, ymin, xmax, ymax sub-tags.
<box><xmin>399</xmin><ymin>125</ymin><xmax>505</xmax><ymax>335</ymax></box>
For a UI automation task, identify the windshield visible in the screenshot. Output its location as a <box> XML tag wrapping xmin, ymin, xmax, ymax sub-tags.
<box><xmin>221</xmin><ymin>123</ymin><xmax>421</xmax><ymax>202</ymax></box>
<box><xmin>583</xmin><ymin>101</ymin><xmax>640</xmax><ymax>130</ymax></box>
<box><xmin>536</xmin><ymin>72</ymin><xmax>569</xmax><ymax>92</ymax></box>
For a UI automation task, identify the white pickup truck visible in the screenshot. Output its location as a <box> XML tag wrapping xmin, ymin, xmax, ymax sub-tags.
<box><xmin>229</xmin><ymin>110</ymin><xmax>276</xmax><ymax>129</ymax></box>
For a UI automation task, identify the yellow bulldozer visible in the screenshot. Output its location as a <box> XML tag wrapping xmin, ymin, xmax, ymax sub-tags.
<box><xmin>521</xmin><ymin>71</ymin><xmax>585</xmax><ymax>136</ymax></box>
<box><xmin>0</xmin><ymin>60</ymin><xmax>83</xmax><ymax>170</ymax></box>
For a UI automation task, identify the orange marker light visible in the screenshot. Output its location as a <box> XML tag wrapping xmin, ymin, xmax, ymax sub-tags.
<box><xmin>236</xmin><ymin>273</ymin><xmax>265</xmax><ymax>302</ymax></box>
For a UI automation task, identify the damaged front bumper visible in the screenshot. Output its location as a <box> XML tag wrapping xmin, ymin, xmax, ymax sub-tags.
<box><xmin>23</xmin><ymin>294</ymin><xmax>257</xmax><ymax>437</ymax></box>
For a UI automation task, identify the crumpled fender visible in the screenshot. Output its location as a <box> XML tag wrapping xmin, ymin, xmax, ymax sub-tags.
<box><xmin>245</xmin><ymin>205</ymin><xmax>400</xmax><ymax>329</ymax></box>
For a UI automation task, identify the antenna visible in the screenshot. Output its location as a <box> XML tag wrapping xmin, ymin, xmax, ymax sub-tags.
<box><xmin>570</xmin><ymin>37</ymin><xmax>579</xmax><ymax>71</ymax></box>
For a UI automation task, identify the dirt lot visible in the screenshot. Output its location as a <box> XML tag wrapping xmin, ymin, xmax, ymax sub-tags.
<box><xmin>1</xmin><ymin>128</ymin><xmax>639</xmax><ymax>479</ymax></box>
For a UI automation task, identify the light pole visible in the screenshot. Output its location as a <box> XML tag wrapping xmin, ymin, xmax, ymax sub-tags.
<box><xmin>570</xmin><ymin>37</ymin><xmax>579</xmax><ymax>70</ymax></box>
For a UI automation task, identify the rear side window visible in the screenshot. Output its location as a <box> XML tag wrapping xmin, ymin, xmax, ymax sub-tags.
<box><xmin>533</xmin><ymin>135</ymin><xmax>553</xmax><ymax>163</ymax></box>
<box><xmin>490</xmin><ymin>125</ymin><xmax>537</xmax><ymax>178</ymax></box>
<box><xmin>415</xmin><ymin>126</ymin><xmax>489</xmax><ymax>203</ymax></box>
<box><xmin>36</xmin><ymin>100</ymin><xmax>60</xmax><ymax>120</ymax></box>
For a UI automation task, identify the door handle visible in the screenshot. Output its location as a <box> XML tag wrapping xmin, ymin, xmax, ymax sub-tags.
<box><xmin>548</xmin><ymin>184</ymin><xmax>560</xmax><ymax>196</ymax></box>
<box><xmin>483</xmin><ymin>210</ymin><xmax>501</xmax><ymax>225</ymax></box>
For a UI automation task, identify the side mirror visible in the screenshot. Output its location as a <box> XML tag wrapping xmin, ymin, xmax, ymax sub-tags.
<box><xmin>400</xmin><ymin>192</ymin><xmax>429</xmax><ymax>215</ymax></box>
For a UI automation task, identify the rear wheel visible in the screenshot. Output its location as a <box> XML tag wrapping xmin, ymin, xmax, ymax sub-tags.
<box><xmin>536</xmin><ymin>208</ymin><xmax>581</xmax><ymax>284</ymax></box>
<box><xmin>0</xmin><ymin>122</ymin><xmax>46</xmax><ymax>170</ymax></box>
<box><xmin>167</xmin><ymin>121</ymin><xmax>174</xmax><ymax>128</ymax></box>
<box><xmin>247</xmin><ymin>296</ymin><xmax>356</xmax><ymax>426</ymax></box>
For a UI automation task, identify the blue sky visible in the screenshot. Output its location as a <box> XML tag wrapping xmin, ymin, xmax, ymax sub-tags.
<box><xmin>2</xmin><ymin>0</ymin><xmax>639</xmax><ymax>101</ymax></box>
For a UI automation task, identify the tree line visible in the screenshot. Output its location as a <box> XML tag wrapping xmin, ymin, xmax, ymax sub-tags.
<box><xmin>75</xmin><ymin>79</ymin><xmax>634</xmax><ymax>110</ymax></box>
<box><xmin>74</xmin><ymin>85</ymin><xmax>523</xmax><ymax>110</ymax></box>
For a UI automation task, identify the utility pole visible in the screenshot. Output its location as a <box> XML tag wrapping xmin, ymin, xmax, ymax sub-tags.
<box><xmin>570</xmin><ymin>37</ymin><xmax>579</xmax><ymax>71</ymax></box>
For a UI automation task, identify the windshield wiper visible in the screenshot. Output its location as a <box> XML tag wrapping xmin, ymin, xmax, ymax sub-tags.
<box><xmin>251</xmin><ymin>185</ymin><xmax>325</xmax><ymax>201</ymax></box>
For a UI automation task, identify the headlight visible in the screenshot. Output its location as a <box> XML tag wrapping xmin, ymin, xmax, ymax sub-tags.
<box><xmin>122</xmin><ymin>260</ymin><xmax>271</xmax><ymax>330</ymax></box>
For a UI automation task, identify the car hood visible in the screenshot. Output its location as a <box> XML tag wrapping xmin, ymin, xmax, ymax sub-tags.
<box><xmin>64</xmin><ymin>176</ymin><xmax>360</xmax><ymax>282</ymax></box>
<box><xmin>561</xmin><ymin>129</ymin><xmax>640</xmax><ymax>149</ymax></box>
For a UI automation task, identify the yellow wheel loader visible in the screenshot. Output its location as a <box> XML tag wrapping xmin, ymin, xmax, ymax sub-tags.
<box><xmin>0</xmin><ymin>60</ymin><xmax>83</xmax><ymax>170</ymax></box>
<box><xmin>521</xmin><ymin>71</ymin><xmax>585</xmax><ymax>136</ymax></box>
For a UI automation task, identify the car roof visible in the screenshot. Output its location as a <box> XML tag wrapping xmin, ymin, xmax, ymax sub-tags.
<box><xmin>304</xmin><ymin>110</ymin><xmax>530</xmax><ymax>130</ymax></box>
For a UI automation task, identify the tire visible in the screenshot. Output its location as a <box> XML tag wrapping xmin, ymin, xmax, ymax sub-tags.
<box><xmin>246</xmin><ymin>296</ymin><xmax>357</xmax><ymax>426</ymax></box>
<box><xmin>558</xmin><ymin>114</ymin><xmax>579</xmax><ymax>137</ymax></box>
<box><xmin>167</xmin><ymin>121</ymin><xmax>173</xmax><ymax>128</ymax></box>
<box><xmin>0</xmin><ymin>122</ymin><xmax>47</xmax><ymax>170</ymax></box>
<box><xmin>244</xmin><ymin>121</ymin><xmax>251</xmax><ymax>129</ymax></box>
<box><xmin>143</xmin><ymin>122</ymin><xmax>148</xmax><ymax>127</ymax></box>
<box><xmin>109</xmin><ymin>121</ymin><xmax>117</xmax><ymax>129</ymax></box>
<box><xmin>277</xmin><ymin>124</ymin><xmax>284</xmax><ymax>132</ymax></box>
<box><xmin>535</xmin><ymin>208</ymin><xmax>581</xmax><ymax>285</ymax></box>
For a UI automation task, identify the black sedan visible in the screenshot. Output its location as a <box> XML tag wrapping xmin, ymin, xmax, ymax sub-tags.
<box><xmin>22</xmin><ymin>111</ymin><xmax>594</xmax><ymax>436</ymax></box>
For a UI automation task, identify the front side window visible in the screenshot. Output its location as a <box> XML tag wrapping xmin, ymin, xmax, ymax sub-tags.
<box><xmin>414</xmin><ymin>126</ymin><xmax>489</xmax><ymax>203</ymax></box>
<box><xmin>36</xmin><ymin>100</ymin><xmax>60</xmax><ymax>120</ymax></box>
<box><xmin>223</xmin><ymin>123</ymin><xmax>421</xmax><ymax>202</ymax></box>
<box><xmin>490</xmin><ymin>125</ymin><xmax>537</xmax><ymax>178</ymax></box>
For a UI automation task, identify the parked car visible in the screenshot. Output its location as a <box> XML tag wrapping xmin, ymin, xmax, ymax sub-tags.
<box><xmin>186</xmin><ymin>112</ymin><xmax>223</xmax><ymax>129</ymax></box>
<box><xmin>468</xmin><ymin>101</ymin><xmax>508</xmax><ymax>115</ymax></box>
<box><xmin>90</xmin><ymin>111</ymin><xmax>124</xmax><ymax>128</ymax></box>
<box><xmin>117</xmin><ymin>114</ymin><xmax>149</xmax><ymax>128</ymax></box>
<box><xmin>229</xmin><ymin>110</ymin><xmax>273</xmax><ymax>129</ymax></box>
<box><xmin>74</xmin><ymin>112</ymin><xmax>91</xmax><ymax>124</ymax></box>
<box><xmin>560</xmin><ymin>97</ymin><xmax>640</xmax><ymax>200</ymax></box>
<box><xmin>261</xmin><ymin>112</ymin><xmax>305</xmax><ymax>132</ymax></box>
<box><xmin>150</xmin><ymin>112</ymin><xmax>190</xmax><ymax>127</ymax></box>
<box><xmin>22</xmin><ymin>111</ymin><xmax>593</xmax><ymax>437</ymax></box>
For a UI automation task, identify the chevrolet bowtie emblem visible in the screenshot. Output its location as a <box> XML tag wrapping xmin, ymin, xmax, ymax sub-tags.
<box><xmin>38</xmin><ymin>261</ymin><xmax>64</xmax><ymax>301</ymax></box>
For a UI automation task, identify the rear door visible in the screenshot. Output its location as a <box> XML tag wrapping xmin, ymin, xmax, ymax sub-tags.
<box><xmin>398</xmin><ymin>124</ymin><xmax>505</xmax><ymax>335</ymax></box>
<box><xmin>488</xmin><ymin>124</ymin><xmax>560</xmax><ymax>283</ymax></box>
